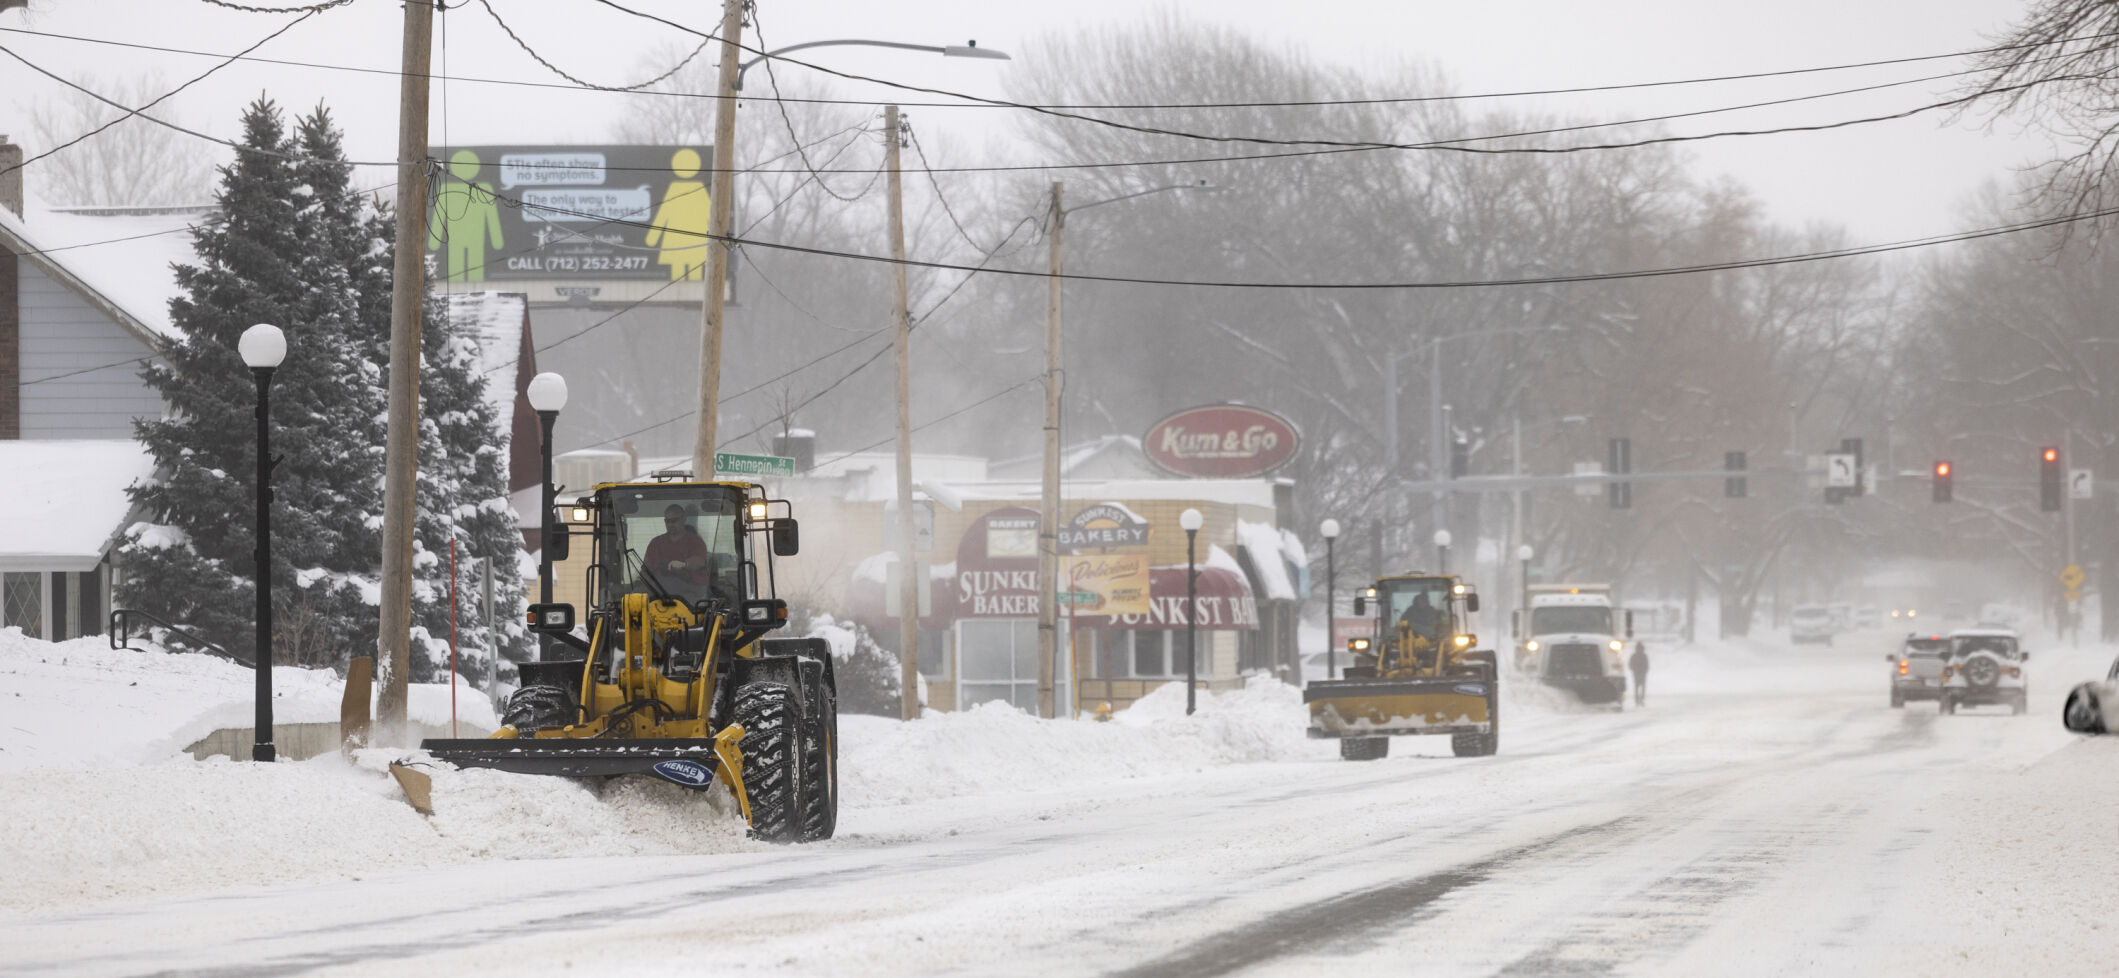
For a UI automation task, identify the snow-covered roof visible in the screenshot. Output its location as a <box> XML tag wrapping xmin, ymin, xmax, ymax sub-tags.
<box><xmin>446</xmin><ymin>292</ymin><xmax>527</xmax><ymax>428</ymax></box>
<box><xmin>0</xmin><ymin>440</ymin><xmax>154</xmax><ymax>572</ymax></box>
<box><xmin>0</xmin><ymin>197</ymin><xmax>209</xmax><ymax>342</ymax></box>
<box><xmin>1236</xmin><ymin>519</ymin><xmax>1296</xmax><ymax>600</ymax></box>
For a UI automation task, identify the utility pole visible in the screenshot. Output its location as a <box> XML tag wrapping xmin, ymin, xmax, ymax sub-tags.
<box><xmin>374</xmin><ymin>0</ymin><xmax>434</xmax><ymax>735</ymax></box>
<box><xmin>690</xmin><ymin>0</ymin><xmax>746</xmax><ymax>477</ymax></box>
<box><xmin>886</xmin><ymin>105</ymin><xmax>919</xmax><ymax>721</ymax></box>
<box><xmin>1037</xmin><ymin>181</ymin><xmax>1062</xmax><ymax>720</ymax></box>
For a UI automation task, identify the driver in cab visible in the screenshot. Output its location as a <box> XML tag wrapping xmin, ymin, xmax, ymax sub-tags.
<box><xmin>645</xmin><ymin>504</ymin><xmax>714</xmax><ymax>594</ymax></box>
<box><xmin>1397</xmin><ymin>592</ymin><xmax>1443</xmax><ymax>667</ymax></box>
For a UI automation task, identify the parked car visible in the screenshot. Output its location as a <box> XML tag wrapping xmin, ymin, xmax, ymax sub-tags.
<box><xmin>1938</xmin><ymin>629</ymin><xmax>2029</xmax><ymax>715</ymax></box>
<box><xmin>1790</xmin><ymin>604</ymin><xmax>1836</xmax><ymax>646</ymax></box>
<box><xmin>2062</xmin><ymin>654</ymin><xmax>2117</xmax><ymax>734</ymax></box>
<box><xmin>1886</xmin><ymin>634</ymin><xmax>1949</xmax><ymax>708</ymax></box>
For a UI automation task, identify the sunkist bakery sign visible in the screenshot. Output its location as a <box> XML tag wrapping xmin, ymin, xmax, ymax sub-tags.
<box><xmin>1143</xmin><ymin>404</ymin><xmax>1300</xmax><ymax>478</ymax></box>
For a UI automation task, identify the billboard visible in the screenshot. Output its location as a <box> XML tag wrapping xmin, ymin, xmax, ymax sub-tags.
<box><xmin>425</xmin><ymin>144</ymin><xmax>717</xmax><ymax>283</ymax></box>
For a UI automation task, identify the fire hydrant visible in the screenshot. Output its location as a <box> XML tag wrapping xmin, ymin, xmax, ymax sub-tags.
<box><xmin>1094</xmin><ymin>701</ymin><xmax>1113</xmax><ymax>723</ymax></box>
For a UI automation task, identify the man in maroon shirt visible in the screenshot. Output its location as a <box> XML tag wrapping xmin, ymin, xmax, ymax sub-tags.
<box><xmin>644</xmin><ymin>504</ymin><xmax>714</xmax><ymax>593</ymax></box>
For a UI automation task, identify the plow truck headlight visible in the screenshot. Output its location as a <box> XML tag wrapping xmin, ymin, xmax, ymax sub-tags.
<box><xmin>749</xmin><ymin>501</ymin><xmax>768</xmax><ymax>521</ymax></box>
<box><xmin>1525</xmin><ymin>640</ymin><xmax>1540</xmax><ymax>652</ymax></box>
<box><xmin>1609</xmin><ymin>640</ymin><xmax>1625</xmax><ymax>652</ymax></box>
<box><xmin>1349</xmin><ymin>637</ymin><xmax>1370</xmax><ymax>652</ymax></box>
<box><xmin>1454</xmin><ymin>634</ymin><xmax>1472</xmax><ymax>648</ymax></box>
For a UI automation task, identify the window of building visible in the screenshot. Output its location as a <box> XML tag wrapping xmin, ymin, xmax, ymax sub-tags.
<box><xmin>3</xmin><ymin>572</ymin><xmax>44</xmax><ymax>638</ymax></box>
<box><xmin>1085</xmin><ymin>629</ymin><xmax>1200</xmax><ymax>680</ymax></box>
<box><xmin>957</xmin><ymin>618</ymin><xmax>1039</xmax><ymax>712</ymax></box>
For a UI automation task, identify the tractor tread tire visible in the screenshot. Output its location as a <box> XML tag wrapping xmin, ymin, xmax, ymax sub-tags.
<box><xmin>501</xmin><ymin>684</ymin><xmax>574</xmax><ymax>732</ymax></box>
<box><xmin>796</xmin><ymin>667</ymin><xmax>838</xmax><ymax>842</ymax></box>
<box><xmin>733</xmin><ymin>682</ymin><xmax>798</xmax><ymax>843</ymax></box>
<box><xmin>1340</xmin><ymin>737</ymin><xmax>1388</xmax><ymax>761</ymax></box>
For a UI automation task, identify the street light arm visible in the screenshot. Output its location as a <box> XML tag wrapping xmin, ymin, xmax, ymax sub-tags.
<box><xmin>1065</xmin><ymin>181</ymin><xmax>1218</xmax><ymax>217</ymax></box>
<box><xmin>736</xmin><ymin>39</ymin><xmax>1011</xmax><ymax>91</ymax></box>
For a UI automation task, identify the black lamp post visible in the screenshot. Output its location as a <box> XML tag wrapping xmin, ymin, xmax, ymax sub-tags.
<box><xmin>1180</xmin><ymin>507</ymin><xmax>1202</xmax><ymax>715</ymax></box>
<box><xmin>1320</xmin><ymin>518</ymin><xmax>1340</xmax><ymax>681</ymax></box>
<box><xmin>239</xmin><ymin>323</ymin><xmax>286</xmax><ymax>762</ymax></box>
<box><xmin>526</xmin><ymin>371</ymin><xmax>568</xmax><ymax>659</ymax></box>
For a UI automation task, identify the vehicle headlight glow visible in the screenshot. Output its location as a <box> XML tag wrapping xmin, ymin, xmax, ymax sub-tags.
<box><xmin>1609</xmin><ymin>640</ymin><xmax>1624</xmax><ymax>652</ymax></box>
<box><xmin>1455</xmin><ymin>634</ymin><xmax>1472</xmax><ymax>648</ymax></box>
<box><xmin>1525</xmin><ymin>640</ymin><xmax>1540</xmax><ymax>652</ymax></box>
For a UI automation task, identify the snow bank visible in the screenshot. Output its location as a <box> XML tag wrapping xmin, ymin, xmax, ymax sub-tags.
<box><xmin>840</xmin><ymin>677</ymin><xmax>1319</xmax><ymax>808</ymax></box>
<box><xmin>0</xmin><ymin>627</ymin><xmax>1328</xmax><ymax>912</ymax></box>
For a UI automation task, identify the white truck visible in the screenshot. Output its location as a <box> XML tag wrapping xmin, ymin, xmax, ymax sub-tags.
<box><xmin>1516</xmin><ymin>584</ymin><xmax>1632</xmax><ymax>707</ymax></box>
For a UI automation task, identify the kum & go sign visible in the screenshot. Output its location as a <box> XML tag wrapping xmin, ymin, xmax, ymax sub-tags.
<box><xmin>1144</xmin><ymin>404</ymin><xmax>1299</xmax><ymax>478</ymax></box>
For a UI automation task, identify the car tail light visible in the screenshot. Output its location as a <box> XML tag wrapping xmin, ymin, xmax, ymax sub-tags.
<box><xmin>1897</xmin><ymin>659</ymin><xmax>1909</xmax><ymax>676</ymax></box>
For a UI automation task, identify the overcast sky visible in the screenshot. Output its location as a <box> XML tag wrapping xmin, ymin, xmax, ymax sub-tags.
<box><xmin>0</xmin><ymin>0</ymin><xmax>2058</xmax><ymax>245</ymax></box>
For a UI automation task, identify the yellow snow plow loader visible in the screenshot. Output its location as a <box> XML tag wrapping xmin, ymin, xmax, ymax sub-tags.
<box><xmin>1304</xmin><ymin>574</ymin><xmax>1498</xmax><ymax>760</ymax></box>
<box><xmin>419</xmin><ymin>478</ymin><xmax>837</xmax><ymax>843</ymax></box>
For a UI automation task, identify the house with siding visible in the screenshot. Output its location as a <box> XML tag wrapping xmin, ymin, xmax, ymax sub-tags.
<box><xmin>0</xmin><ymin>135</ymin><xmax>549</xmax><ymax>643</ymax></box>
<box><xmin>0</xmin><ymin>136</ymin><xmax>191</xmax><ymax>640</ymax></box>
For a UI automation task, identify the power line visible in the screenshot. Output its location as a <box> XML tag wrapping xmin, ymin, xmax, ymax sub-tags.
<box><xmin>585</xmin><ymin>0</ymin><xmax>2079</xmax><ymax>158</ymax></box>
<box><xmin>195</xmin><ymin>0</ymin><xmax>350</xmax><ymax>12</ymax></box>
<box><xmin>9</xmin><ymin>21</ymin><xmax>2110</xmax><ymax>111</ymax></box>
<box><xmin>1</xmin><ymin>9</ymin><xmax>324</xmax><ymax>179</ymax></box>
<box><xmin>474</xmin><ymin>0</ymin><xmax>709</xmax><ymax>93</ymax></box>
<box><xmin>484</xmin><ymin>178</ymin><xmax>2119</xmax><ymax>292</ymax></box>
<box><xmin>906</xmin><ymin>125</ymin><xmax>987</xmax><ymax>252</ymax></box>
<box><xmin>749</xmin><ymin>2</ymin><xmax>883</xmax><ymax>204</ymax></box>
<box><xmin>0</xmin><ymin>27</ymin><xmax>2059</xmax><ymax>176</ymax></box>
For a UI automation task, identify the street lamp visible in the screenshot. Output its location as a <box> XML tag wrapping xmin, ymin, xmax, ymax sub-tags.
<box><xmin>1038</xmin><ymin>179</ymin><xmax>1222</xmax><ymax>719</ymax></box>
<box><xmin>1434</xmin><ymin>529</ymin><xmax>1452</xmax><ymax>575</ymax></box>
<box><xmin>1320</xmin><ymin>518</ymin><xmax>1340</xmax><ymax>681</ymax></box>
<box><xmin>239</xmin><ymin>323</ymin><xmax>285</xmax><ymax>763</ymax></box>
<box><xmin>1180</xmin><ymin>507</ymin><xmax>1203</xmax><ymax>716</ymax></box>
<box><xmin>527</xmin><ymin>371</ymin><xmax>567</xmax><ymax>659</ymax></box>
<box><xmin>735</xmin><ymin>39</ymin><xmax>1011</xmax><ymax>90</ymax></box>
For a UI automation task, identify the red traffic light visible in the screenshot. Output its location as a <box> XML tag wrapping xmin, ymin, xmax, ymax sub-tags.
<box><xmin>1934</xmin><ymin>462</ymin><xmax>1950</xmax><ymax>477</ymax></box>
<box><xmin>2044</xmin><ymin>448</ymin><xmax>2059</xmax><ymax>463</ymax></box>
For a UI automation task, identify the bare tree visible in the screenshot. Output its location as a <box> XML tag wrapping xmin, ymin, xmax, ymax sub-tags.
<box><xmin>23</xmin><ymin>71</ymin><xmax>215</xmax><ymax>207</ymax></box>
<box><xmin>1962</xmin><ymin>1</ymin><xmax>2119</xmax><ymax>219</ymax></box>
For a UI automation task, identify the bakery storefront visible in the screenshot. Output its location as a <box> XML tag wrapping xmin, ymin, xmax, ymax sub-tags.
<box><xmin>849</xmin><ymin>494</ymin><xmax>1292</xmax><ymax>717</ymax></box>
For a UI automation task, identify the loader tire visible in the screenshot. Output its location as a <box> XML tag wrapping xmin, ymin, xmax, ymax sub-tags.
<box><xmin>733</xmin><ymin>681</ymin><xmax>799</xmax><ymax>843</ymax></box>
<box><xmin>501</xmin><ymin>684</ymin><xmax>574</xmax><ymax>732</ymax></box>
<box><xmin>1340</xmin><ymin>737</ymin><xmax>1388</xmax><ymax>761</ymax></box>
<box><xmin>796</xmin><ymin>665</ymin><xmax>839</xmax><ymax>842</ymax></box>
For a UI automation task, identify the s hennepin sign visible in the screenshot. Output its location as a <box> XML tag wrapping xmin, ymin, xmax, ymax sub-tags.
<box><xmin>1144</xmin><ymin>404</ymin><xmax>1299</xmax><ymax>478</ymax></box>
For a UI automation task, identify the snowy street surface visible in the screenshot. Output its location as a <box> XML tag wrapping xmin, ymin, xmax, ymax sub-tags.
<box><xmin>4</xmin><ymin>629</ymin><xmax>2117</xmax><ymax>977</ymax></box>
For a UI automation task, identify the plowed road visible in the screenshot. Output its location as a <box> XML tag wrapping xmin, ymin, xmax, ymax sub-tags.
<box><xmin>10</xmin><ymin>637</ymin><xmax>2117</xmax><ymax>977</ymax></box>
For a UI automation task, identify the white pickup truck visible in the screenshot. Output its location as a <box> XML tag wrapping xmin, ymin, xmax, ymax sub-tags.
<box><xmin>1517</xmin><ymin>584</ymin><xmax>1632</xmax><ymax>707</ymax></box>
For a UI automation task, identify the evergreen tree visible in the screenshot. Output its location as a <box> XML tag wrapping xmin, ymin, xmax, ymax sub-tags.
<box><xmin>121</xmin><ymin>98</ymin><xmax>526</xmax><ymax>676</ymax></box>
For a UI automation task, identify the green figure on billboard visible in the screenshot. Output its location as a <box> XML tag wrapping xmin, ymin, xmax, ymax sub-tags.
<box><xmin>428</xmin><ymin>149</ymin><xmax>504</xmax><ymax>282</ymax></box>
<box><xmin>644</xmin><ymin>148</ymin><xmax>711</xmax><ymax>280</ymax></box>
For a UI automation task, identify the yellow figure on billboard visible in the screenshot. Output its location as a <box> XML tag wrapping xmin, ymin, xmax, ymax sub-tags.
<box><xmin>644</xmin><ymin>148</ymin><xmax>711</xmax><ymax>280</ymax></box>
<box><xmin>427</xmin><ymin>150</ymin><xmax>504</xmax><ymax>283</ymax></box>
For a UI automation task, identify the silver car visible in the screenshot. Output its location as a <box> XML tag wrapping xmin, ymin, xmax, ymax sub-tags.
<box><xmin>2062</xmin><ymin>655</ymin><xmax>2118</xmax><ymax>734</ymax></box>
<box><xmin>1886</xmin><ymin>634</ymin><xmax>1949</xmax><ymax>708</ymax></box>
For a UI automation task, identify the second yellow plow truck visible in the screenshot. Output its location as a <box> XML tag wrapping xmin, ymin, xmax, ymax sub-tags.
<box><xmin>1305</xmin><ymin>573</ymin><xmax>1499</xmax><ymax>760</ymax></box>
<box><xmin>418</xmin><ymin>477</ymin><xmax>838</xmax><ymax>843</ymax></box>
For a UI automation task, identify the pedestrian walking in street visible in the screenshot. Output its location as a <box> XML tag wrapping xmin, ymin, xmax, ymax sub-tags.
<box><xmin>1629</xmin><ymin>642</ymin><xmax>1650</xmax><ymax>707</ymax></box>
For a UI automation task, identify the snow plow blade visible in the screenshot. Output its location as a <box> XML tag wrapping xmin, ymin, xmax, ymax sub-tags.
<box><xmin>1304</xmin><ymin>677</ymin><xmax>1495</xmax><ymax>738</ymax></box>
<box><xmin>419</xmin><ymin>737</ymin><xmax>723</xmax><ymax>784</ymax></box>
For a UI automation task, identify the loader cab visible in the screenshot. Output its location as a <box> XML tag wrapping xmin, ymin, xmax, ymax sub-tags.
<box><xmin>586</xmin><ymin>482</ymin><xmax>792</xmax><ymax>615</ymax></box>
<box><xmin>1351</xmin><ymin>575</ymin><xmax>1479</xmax><ymax>675</ymax></box>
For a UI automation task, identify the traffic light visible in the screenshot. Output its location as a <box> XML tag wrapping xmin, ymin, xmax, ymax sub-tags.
<box><xmin>1932</xmin><ymin>460</ymin><xmax>1952</xmax><ymax>503</ymax></box>
<box><xmin>1608</xmin><ymin>437</ymin><xmax>1632</xmax><ymax>509</ymax></box>
<box><xmin>1724</xmin><ymin>450</ymin><xmax>1747</xmax><ymax>498</ymax></box>
<box><xmin>1450</xmin><ymin>436</ymin><xmax>1470</xmax><ymax>478</ymax></box>
<box><xmin>2041</xmin><ymin>447</ymin><xmax>2062</xmax><ymax>511</ymax></box>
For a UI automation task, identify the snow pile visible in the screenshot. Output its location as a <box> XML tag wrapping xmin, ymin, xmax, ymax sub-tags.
<box><xmin>840</xmin><ymin>677</ymin><xmax>1320</xmax><ymax>807</ymax></box>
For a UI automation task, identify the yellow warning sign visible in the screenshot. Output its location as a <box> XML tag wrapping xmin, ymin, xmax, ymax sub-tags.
<box><xmin>2059</xmin><ymin>564</ymin><xmax>2086</xmax><ymax>589</ymax></box>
